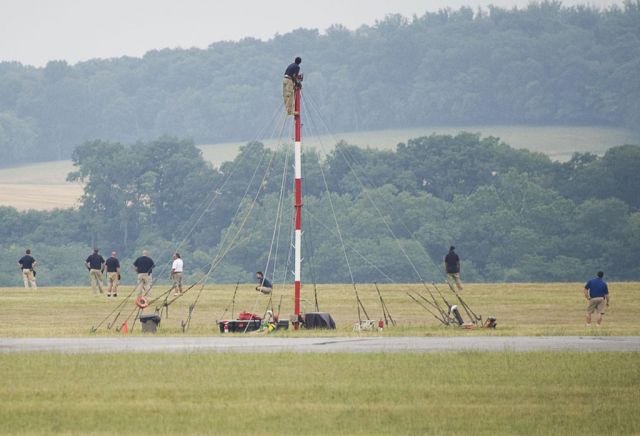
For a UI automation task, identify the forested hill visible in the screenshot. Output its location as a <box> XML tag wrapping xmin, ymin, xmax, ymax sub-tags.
<box><xmin>1</xmin><ymin>2</ymin><xmax>639</xmax><ymax>165</ymax></box>
<box><xmin>1</xmin><ymin>133</ymin><xmax>639</xmax><ymax>286</ymax></box>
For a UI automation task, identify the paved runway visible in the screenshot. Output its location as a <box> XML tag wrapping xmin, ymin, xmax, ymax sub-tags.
<box><xmin>1</xmin><ymin>336</ymin><xmax>639</xmax><ymax>353</ymax></box>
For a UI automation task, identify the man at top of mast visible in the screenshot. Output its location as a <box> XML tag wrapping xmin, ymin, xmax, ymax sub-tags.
<box><xmin>283</xmin><ymin>57</ymin><xmax>302</xmax><ymax>116</ymax></box>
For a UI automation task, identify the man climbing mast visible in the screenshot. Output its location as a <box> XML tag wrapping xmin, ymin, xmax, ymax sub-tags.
<box><xmin>283</xmin><ymin>57</ymin><xmax>302</xmax><ymax>116</ymax></box>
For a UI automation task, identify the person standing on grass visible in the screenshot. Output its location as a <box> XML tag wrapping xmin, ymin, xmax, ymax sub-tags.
<box><xmin>85</xmin><ymin>248</ymin><xmax>105</xmax><ymax>295</ymax></box>
<box><xmin>18</xmin><ymin>249</ymin><xmax>37</xmax><ymax>289</ymax></box>
<box><xmin>584</xmin><ymin>271</ymin><xmax>609</xmax><ymax>327</ymax></box>
<box><xmin>133</xmin><ymin>250</ymin><xmax>155</xmax><ymax>296</ymax></box>
<box><xmin>171</xmin><ymin>253</ymin><xmax>183</xmax><ymax>296</ymax></box>
<box><xmin>444</xmin><ymin>246</ymin><xmax>463</xmax><ymax>291</ymax></box>
<box><xmin>105</xmin><ymin>251</ymin><xmax>120</xmax><ymax>297</ymax></box>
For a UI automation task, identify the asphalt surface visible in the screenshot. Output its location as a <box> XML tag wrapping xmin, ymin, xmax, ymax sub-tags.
<box><xmin>1</xmin><ymin>336</ymin><xmax>639</xmax><ymax>353</ymax></box>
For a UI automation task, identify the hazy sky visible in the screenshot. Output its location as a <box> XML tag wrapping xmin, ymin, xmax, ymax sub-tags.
<box><xmin>0</xmin><ymin>0</ymin><xmax>623</xmax><ymax>67</ymax></box>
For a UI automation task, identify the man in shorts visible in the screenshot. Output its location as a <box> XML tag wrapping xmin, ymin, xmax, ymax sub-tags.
<box><xmin>584</xmin><ymin>271</ymin><xmax>609</xmax><ymax>327</ymax></box>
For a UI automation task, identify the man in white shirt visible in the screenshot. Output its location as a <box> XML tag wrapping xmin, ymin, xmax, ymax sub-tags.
<box><xmin>171</xmin><ymin>253</ymin><xmax>184</xmax><ymax>296</ymax></box>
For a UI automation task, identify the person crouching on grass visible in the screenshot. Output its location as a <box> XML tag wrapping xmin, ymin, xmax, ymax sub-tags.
<box><xmin>584</xmin><ymin>271</ymin><xmax>609</xmax><ymax>327</ymax></box>
<box><xmin>255</xmin><ymin>271</ymin><xmax>272</xmax><ymax>294</ymax></box>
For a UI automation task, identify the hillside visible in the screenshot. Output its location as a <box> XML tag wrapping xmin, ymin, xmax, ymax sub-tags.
<box><xmin>1</xmin><ymin>3</ymin><xmax>639</xmax><ymax>166</ymax></box>
<box><xmin>1</xmin><ymin>124</ymin><xmax>638</xmax><ymax>211</ymax></box>
<box><xmin>1</xmin><ymin>133</ymin><xmax>639</xmax><ymax>286</ymax></box>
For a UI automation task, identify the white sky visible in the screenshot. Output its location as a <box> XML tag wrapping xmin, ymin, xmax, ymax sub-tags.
<box><xmin>0</xmin><ymin>0</ymin><xmax>623</xmax><ymax>67</ymax></box>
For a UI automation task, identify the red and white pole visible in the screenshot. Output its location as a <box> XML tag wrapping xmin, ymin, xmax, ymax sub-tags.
<box><xmin>294</xmin><ymin>83</ymin><xmax>302</xmax><ymax>319</ymax></box>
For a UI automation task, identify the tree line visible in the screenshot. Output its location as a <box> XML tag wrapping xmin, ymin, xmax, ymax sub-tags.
<box><xmin>1</xmin><ymin>1</ymin><xmax>639</xmax><ymax>165</ymax></box>
<box><xmin>0</xmin><ymin>133</ymin><xmax>638</xmax><ymax>286</ymax></box>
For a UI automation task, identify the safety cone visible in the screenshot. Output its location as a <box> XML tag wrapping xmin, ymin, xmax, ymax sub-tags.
<box><xmin>378</xmin><ymin>319</ymin><xmax>384</xmax><ymax>332</ymax></box>
<box><xmin>122</xmin><ymin>320</ymin><xmax>129</xmax><ymax>335</ymax></box>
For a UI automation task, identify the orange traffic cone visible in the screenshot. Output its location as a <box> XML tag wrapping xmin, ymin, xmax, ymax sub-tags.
<box><xmin>122</xmin><ymin>320</ymin><xmax>129</xmax><ymax>335</ymax></box>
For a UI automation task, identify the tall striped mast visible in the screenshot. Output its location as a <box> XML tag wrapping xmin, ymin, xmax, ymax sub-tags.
<box><xmin>293</xmin><ymin>80</ymin><xmax>303</xmax><ymax>320</ymax></box>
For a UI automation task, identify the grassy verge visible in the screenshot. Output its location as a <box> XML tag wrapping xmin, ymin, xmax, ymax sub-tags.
<box><xmin>1</xmin><ymin>282</ymin><xmax>638</xmax><ymax>337</ymax></box>
<box><xmin>1</xmin><ymin>352</ymin><xmax>638</xmax><ymax>435</ymax></box>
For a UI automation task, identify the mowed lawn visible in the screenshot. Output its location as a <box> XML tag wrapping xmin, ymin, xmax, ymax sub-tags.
<box><xmin>0</xmin><ymin>160</ymin><xmax>83</xmax><ymax>211</ymax></box>
<box><xmin>0</xmin><ymin>352</ymin><xmax>639</xmax><ymax>435</ymax></box>
<box><xmin>0</xmin><ymin>282</ymin><xmax>638</xmax><ymax>337</ymax></box>
<box><xmin>200</xmin><ymin>124</ymin><xmax>640</xmax><ymax>162</ymax></box>
<box><xmin>1</xmin><ymin>284</ymin><xmax>639</xmax><ymax>435</ymax></box>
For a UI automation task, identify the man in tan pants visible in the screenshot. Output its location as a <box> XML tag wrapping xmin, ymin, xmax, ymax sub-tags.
<box><xmin>171</xmin><ymin>253</ymin><xmax>184</xmax><ymax>296</ymax></box>
<box><xmin>133</xmin><ymin>250</ymin><xmax>155</xmax><ymax>296</ymax></box>
<box><xmin>18</xmin><ymin>249</ymin><xmax>37</xmax><ymax>289</ymax></box>
<box><xmin>444</xmin><ymin>246</ymin><xmax>463</xmax><ymax>291</ymax></box>
<box><xmin>105</xmin><ymin>251</ymin><xmax>120</xmax><ymax>297</ymax></box>
<box><xmin>283</xmin><ymin>57</ymin><xmax>302</xmax><ymax>115</ymax></box>
<box><xmin>85</xmin><ymin>249</ymin><xmax>105</xmax><ymax>294</ymax></box>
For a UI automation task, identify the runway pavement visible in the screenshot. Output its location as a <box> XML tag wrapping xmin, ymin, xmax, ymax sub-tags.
<box><xmin>1</xmin><ymin>336</ymin><xmax>639</xmax><ymax>353</ymax></box>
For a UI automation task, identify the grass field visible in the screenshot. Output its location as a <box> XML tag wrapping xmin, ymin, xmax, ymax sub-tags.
<box><xmin>1</xmin><ymin>352</ymin><xmax>639</xmax><ymax>434</ymax></box>
<box><xmin>2</xmin><ymin>283</ymin><xmax>639</xmax><ymax>435</ymax></box>
<box><xmin>275</xmin><ymin>124</ymin><xmax>640</xmax><ymax>161</ymax></box>
<box><xmin>200</xmin><ymin>124</ymin><xmax>640</xmax><ymax>166</ymax></box>
<box><xmin>1</xmin><ymin>282</ymin><xmax>638</xmax><ymax>337</ymax></box>
<box><xmin>0</xmin><ymin>160</ymin><xmax>83</xmax><ymax>211</ymax></box>
<box><xmin>1</xmin><ymin>125</ymin><xmax>638</xmax><ymax>211</ymax></box>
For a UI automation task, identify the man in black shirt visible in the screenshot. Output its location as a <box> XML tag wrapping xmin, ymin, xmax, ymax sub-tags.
<box><xmin>133</xmin><ymin>250</ymin><xmax>155</xmax><ymax>296</ymax></box>
<box><xmin>85</xmin><ymin>249</ymin><xmax>105</xmax><ymax>294</ymax></box>
<box><xmin>444</xmin><ymin>246</ymin><xmax>464</xmax><ymax>291</ymax></box>
<box><xmin>283</xmin><ymin>57</ymin><xmax>302</xmax><ymax>115</ymax></box>
<box><xmin>255</xmin><ymin>271</ymin><xmax>273</xmax><ymax>294</ymax></box>
<box><xmin>105</xmin><ymin>251</ymin><xmax>121</xmax><ymax>297</ymax></box>
<box><xmin>18</xmin><ymin>249</ymin><xmax>37</xmax><ymax>289</ymax></box>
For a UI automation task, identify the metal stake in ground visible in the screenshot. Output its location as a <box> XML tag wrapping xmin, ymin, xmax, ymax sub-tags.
<box><xmin>416</xmin><ymin>290</ymin><xmax>451</xmax><ymax>325</ymax></box>
<box><xmin>420</xmin><ymin>281</ymin><xmax>450</xmax><ymax>323</ymax></box>
<box><xmin>353</xmin><ymin>283</ymin><xmax>370</xmax><ymax>322</ymax></box>
<box><xmin>219</xmin><ymin>281</ymin><xmax>240</xmax><ymax>321</ymax></box>
<box><xmin>407</xmin><ymin>292</ymin><xmax>447</xmax><ymax>325</ymax></box>
<box><xmin>276</xmin><ymin>295</ymin><xmax>283</xmax><ymax>321</ymax></box>
<box><xmin>375</xmin><ymin>283</ymin><xmax>396</xmax><ymax>327</ymax></box>
<box><xmin>441</xmin><ymin>280</ymin><xmax>481</xmax><ymax>325</ymax></box>
<box><xmin>313</xmin><ymin>283</ymin><xmax>320</xmax><ymax>312</ymax></box>
<box><xmin>90</xmin><ymin>287</ymin><xmax>138</xmax><ymax>333</ymax></box>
